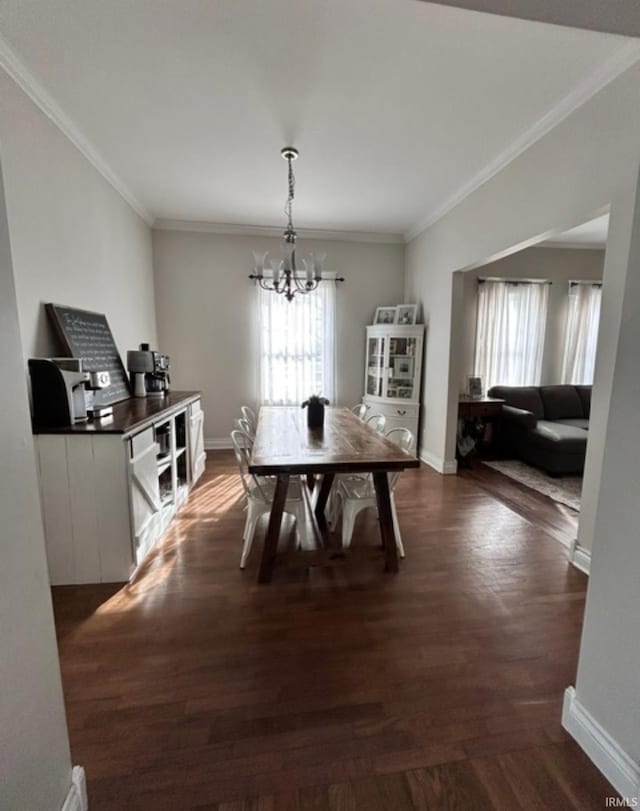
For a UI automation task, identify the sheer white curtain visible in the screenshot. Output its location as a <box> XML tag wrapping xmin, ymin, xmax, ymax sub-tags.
<box><xmin>561</xmin><ymin>282</ymin><xmax>602</xmax><ymax>384</ymax></box>
<box><xmin>474</xmin><ymin>279</ymin><xmax>549</xmax><ymax>391</ymax></box>
<box><xmin>258</xmin><ymin>281</ymin><xmax>336</xmax><ymax>405</ymax></box>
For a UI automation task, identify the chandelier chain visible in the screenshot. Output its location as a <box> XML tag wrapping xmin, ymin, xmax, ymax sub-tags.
<box><xmin>248</xmin><ymin>146</ymin><xmax>344</xmax><ymax>301</ymax></box>
<box><xmin>285</xmin><ymin>155</ymin><xmax>295</xmax><ymax>228</ymax></box>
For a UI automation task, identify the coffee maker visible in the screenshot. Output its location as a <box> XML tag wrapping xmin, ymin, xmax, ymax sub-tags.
<box><xmin>29</xmin><ymin>358</ymin><xmax>112</xmax><ymax>428</ymax></box>
<box><xmin>127</xmin><ymin>343</ymin><xmax>170</xmax><ymax>397</ymax></box>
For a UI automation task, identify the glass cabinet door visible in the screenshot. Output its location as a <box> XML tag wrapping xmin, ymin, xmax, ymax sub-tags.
<box><xmin>366</xmin><ymin>336</ymin><xmax>386</xmax><ymax>397</ymax></box>
<box><xmin>386</xmin><ymin>336</ymin><xmax>418</xmax><ymax>400</ymax></box>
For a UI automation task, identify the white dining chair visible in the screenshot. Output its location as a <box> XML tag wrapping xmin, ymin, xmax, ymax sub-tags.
<box><xmin>351</xmin><ymin>403</ymin><xmax>369</xmax><ymax>420</ymax></box>
<box><xmin>231</xmin><ymin>430</ymin><xmax>309</xmax><ymax>568</ymax></box>
<box><xmin>235</xmin><ymin>416</ymin><xmax>255</xmax><ymax>440</ymax></box>
<box><xmin>332</xmin><ymin>427</ymin><xmax>414</xmax><ymax>557</ymax></box>
<box><xmin>366</xmin><ymin>413</ymin><xmax>386</xmax><ymax>434</ymax></box>
<box><xmin>240</xmin><ymin>405</ymin><xmax>258</xmax><ymax>435</ymax></box>
<box><xmin>327</xmin><ymin>411</ymin><xmax>385</xmax><ymax>525</ymax></box>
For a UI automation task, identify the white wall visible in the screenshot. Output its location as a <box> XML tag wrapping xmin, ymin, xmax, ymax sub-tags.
<box><xmin>0</xmin><ymin>70</ymin><xmax>157</xmax><ymax>362</ymax></box>
<box><xmin>404</xmin><ymin>59</ymin><xmax>639</xmax><ymax>498</ymax></box>
<box><xmin>152</xmin><ymin>229</ymin><xmax>404</xmax><ymax>442</ymax></box>
<box><xmin>0</xmin><ymin>67</ymin><xmax>158</xmax><ymax>810</ymax></box>
<box><xmin>459</xmin><ymin>246</ymin><xmax>605</xmax><ymax>391</ymax></box>
<box><xmin>404</xmin><ymin>59</ymin><xmax>640</xmax><ymax>796</ymax></box>
<box><xmin>0</xmin><ymin>158</ymin><xmax>72</xmax><ymax>810</ymax></box>
<box><xmin>570</xmin><ymin>170</ymin><xmax>640</xmax><ymax>778</ymax></box>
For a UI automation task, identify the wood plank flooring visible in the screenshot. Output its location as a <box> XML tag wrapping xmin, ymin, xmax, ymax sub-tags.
<box><xmin>52</xmin><ymin>451</ymin><xmax>615</xmax><ymax>810</ymax></box>
<box><xmin>458</xmin><ymin>461</ymin><xmax>579</xmax><ymax>548</ymax></box>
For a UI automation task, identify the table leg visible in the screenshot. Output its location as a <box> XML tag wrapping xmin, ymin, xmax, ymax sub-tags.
<box><xmin>258</xmin><ymin>473</ymin><xmax>290</xmax><ymax>584</ymax></box>
<box><xmin>314</xmin><ymin>473</ymin><xmax>335</xmax><ymax>529</ymax></box>
<box><xmin>373</xmin><ymin>472</ymin><xmax>399</xmax><ymax>573</ymax></box>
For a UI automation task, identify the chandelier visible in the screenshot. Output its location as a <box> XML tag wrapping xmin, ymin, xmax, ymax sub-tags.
<box><xmin>249</xmin><ymin>147</ymin><xmax>344</xmax><ymax>302</ymax></box>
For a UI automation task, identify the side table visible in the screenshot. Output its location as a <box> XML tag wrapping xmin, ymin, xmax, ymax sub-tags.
<box><xmin>457</xmin><ymin>396</ymin><xmax>505</xmax><ymax>465</ymax></box>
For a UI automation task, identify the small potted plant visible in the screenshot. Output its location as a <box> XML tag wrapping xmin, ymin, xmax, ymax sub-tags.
<box><xmin>301</xmin><ymin>394</ymin><xmax>330</xmax><ymax>429</ymax></box>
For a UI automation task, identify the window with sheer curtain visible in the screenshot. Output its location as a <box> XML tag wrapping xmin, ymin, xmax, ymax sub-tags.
<box><xmin>561</xmin><ymin>282</ymin><xmax>602</xmax><ymax>384</ymax></box>
<box><xmin>258</xmin><ymin>282</ymin><xmax>336</xmax><ymax>405</ymax></box>
<box><xmin>474</xmin><ymin>279</ymin><xmax>549</xmax><ymax>391</ymax></box>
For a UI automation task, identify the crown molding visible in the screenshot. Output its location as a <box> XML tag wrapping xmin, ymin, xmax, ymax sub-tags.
<box><xmin>3</xmin><ymin>26</ymin><xmax>636</xmax><ymax>244</ymax></box>
<box><xmin>405</xmin><ymin>39</ymin><xmax>640</xmax><ymax>243</ymax></box>
<box><xmin>0</xmin><ymin>33</ymin><xmax>153</xmax><ymax>225</ymax></box>
<box><xmin>152</xmin><ymin>218</ymin><xmax>405</xmax><ymax>244</ymax></box>
<box><xmin>537</xmin><ymin>240</ymin><xmax>606</xmax><ymax>251</ymax></box>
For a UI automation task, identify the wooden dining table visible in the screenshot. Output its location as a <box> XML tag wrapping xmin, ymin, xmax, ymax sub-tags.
<box><xmin>249</xmin><ymin>406</ymin><xmax>420</xmax><ymax>583</ymax></box>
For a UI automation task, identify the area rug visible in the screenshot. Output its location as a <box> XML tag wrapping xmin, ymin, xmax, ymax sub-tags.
<box><xmin>482</xmin><ymin>459</ymin><xmax>582</xmax><ymax>511</ymax></box>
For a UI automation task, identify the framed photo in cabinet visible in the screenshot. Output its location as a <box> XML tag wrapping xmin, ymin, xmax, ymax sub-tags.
<box><xmin>393</xmin><ymin>357</ymin><xmax>414</xmax><ymax>379</ymax></box>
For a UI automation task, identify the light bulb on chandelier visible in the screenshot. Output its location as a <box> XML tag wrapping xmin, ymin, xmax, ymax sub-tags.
<box><xmin>249</xmin><ymin>147</ymin><xmax>344</xmax><ymax>302</ymax></box>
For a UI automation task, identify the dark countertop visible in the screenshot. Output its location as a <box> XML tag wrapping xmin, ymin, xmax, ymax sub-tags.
<box><xmin>33</xmin><ymin>390</ymin><xmax>201</xmax><ymax>437</ymax></box>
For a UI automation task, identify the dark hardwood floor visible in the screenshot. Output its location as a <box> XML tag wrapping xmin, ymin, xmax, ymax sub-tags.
<box><xmin>458</xmin><ymin>461</ymin><xmax>580</xmax><ymax>548</ymax></box>
<box><xmin>51</xmin><ymin>451</ymin><xmax>613</xmax><ymax>810</ymax></box>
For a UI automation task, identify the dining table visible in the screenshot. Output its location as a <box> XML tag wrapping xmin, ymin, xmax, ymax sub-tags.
<box><xmin>248</xmin><ymin>406</ymin><xmax>420</xmax><ymax>583</ymax></box>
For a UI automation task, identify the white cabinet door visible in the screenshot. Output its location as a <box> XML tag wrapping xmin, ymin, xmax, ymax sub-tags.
<box><xmin>365</xmin><ymin>333</ymin><xmax>387</xmax><ymax>398</ymax></box>
<box><xmin>129</xmin><ymin>427</ymin><xmax>161</xmax><ymax>564</ymax></box>
<box><xmin>189</xmin><ymin>400</ymin><xmax>206</xmax><ymax>485</ymax></box>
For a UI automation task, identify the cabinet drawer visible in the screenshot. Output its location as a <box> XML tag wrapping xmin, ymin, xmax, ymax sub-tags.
<box><xmin>366</xmin><ymin>400</ymin><xmax>419</xmax><ymax>420</ymax></box>
<box><xmin>130</xmin><ymin>426</ymin><xmax>155</xmax><ymax>459</ymax></box>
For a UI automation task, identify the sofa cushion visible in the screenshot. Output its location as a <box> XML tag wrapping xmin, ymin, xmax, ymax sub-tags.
<box><xmin>526</xmin><ymin>420</ymin><xmax>588</xmax><ymax>454</ymax></box>
<box><xmin>488</xmin><ymin>386</ymin><xmax>544</xmax><ymax>419</ymax></box>
<box><xmin>502</xmin><ymin>405</ymin><xmax>537</xmax><ymax>429</ymax></box>
<box><xmin>539</xmin><ymin>385</ymin><xmax>584</xmax><ymax>420</ymax></box>
<box><xmin>576</xmin><ymin>385</ymin><xmax>592</xmax><ymax>418</ymax></box>
<box><xmin>555</xmin><ymin>418</ymin><xmax>589</xmax><ymax>430</ymax></box>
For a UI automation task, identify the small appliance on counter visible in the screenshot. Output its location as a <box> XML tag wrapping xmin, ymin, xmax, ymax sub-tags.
<box><xmin>126</xmin><ymin>343</ymin><xmax>171</xmax><ymax>397</ymax></box>
<box><xmin>29</xmin><ymin>358</ymin><xmax>112</xmax><ymax>427</ymax></box>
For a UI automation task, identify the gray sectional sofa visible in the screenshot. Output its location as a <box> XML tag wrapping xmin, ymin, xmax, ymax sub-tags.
<box><xmin>487</xmin><ymin>384</ymin><xmax>591</xmax><ymax>476</ymax></box>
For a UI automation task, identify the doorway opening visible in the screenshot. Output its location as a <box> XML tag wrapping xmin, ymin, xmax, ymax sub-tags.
<box><xmin>449</xmin><ymin>211</ymin><xmax>609</xmax><ymax>551</ymax></box>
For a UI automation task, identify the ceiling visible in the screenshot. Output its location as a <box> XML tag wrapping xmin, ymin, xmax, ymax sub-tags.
<box><xmin>543</xmin><ymin>213</ymin><xmax>610</xmax><ymax>248</ymax></box>
<box><xmin>422</xmin><ymin>0</ymin><xmax>640</xmax><ymax>37</ymax></box>
<box><xmin>0</xmin><ymin>0</ymin><xmax>637</xmax><ymax>236</ymax></box>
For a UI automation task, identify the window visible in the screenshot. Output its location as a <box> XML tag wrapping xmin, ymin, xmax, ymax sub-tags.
<box><xmin>474</xmin><ymin>279</ymin><xmax>549</xmax><ymax>391</ymax></box>
<box><xmin>561</xmin><ymin>282</ymin><xmax>602</xmax><ymax>384</ymax></box>
<box><xmin>258</xmin><ymin>282</ymin><xmax>336</xmax><ymax>405</ymax></box>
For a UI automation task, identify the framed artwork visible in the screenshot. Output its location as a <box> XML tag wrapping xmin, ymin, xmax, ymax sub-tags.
<box><xmin>374</xmin><ymin>306</ymin><xmax>397</xmax><ymax>325</ymax></box>
<box><xmin>395</xmin><ymin>304</ymin><xmax>417</xmax><ymax>325</ymax></box>
<box><xmin>393</xmin><ymin>357</ymin><xmax>414</xmax><ymax>379</ymax></box>
<box><xmin>468</xmin><ymin>376</ymin><xmax>483</xmax><ymax>398</ymax></box>
<box><xmin>397</xmin><ymin>387</ymin><xmax>413</xmax><ymax>399</ymax></box>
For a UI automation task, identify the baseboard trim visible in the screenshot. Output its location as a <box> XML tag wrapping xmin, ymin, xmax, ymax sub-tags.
<box><xmin>419</xmin><ymin>450</ymin><xmax>458</xmax><ymax>475</ymax></box>
<box><xmin>205</xmin><ymin>438</ymin><xmax>233</xmax><ymax>450</ymax></box>
<box><xmin>569</xmin><ymin>539</ymin><xmax>592</xmax><ymax>575</ymax></box>
<box><xmin>60</xmin><ymin>766</ymin><xmax>87</xmax><ymax>811</ymax></box>
<box><xmin>562</xmin><ymin>687</ymin><xmax>640</xmax><ymax>802</ymax></box>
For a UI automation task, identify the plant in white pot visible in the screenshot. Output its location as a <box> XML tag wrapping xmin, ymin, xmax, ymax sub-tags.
<box><xmin>301</xmin><ymin>394</ymin><xmax>330</xmax><ymax>429</ymax></box>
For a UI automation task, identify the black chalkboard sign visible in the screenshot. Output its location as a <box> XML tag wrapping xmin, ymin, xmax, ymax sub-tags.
<box><xmin>46</xmin><ymin>304</ymin><xmax>131</xmax><ymax>405</ymax></box>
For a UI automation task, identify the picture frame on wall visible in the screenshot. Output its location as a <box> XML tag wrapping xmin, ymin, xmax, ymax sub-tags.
<box><xmin>395</xmin><ymin>304</ymin><xmax>417</xmax><ymax>325</ymax></box>
<box><xmin>374</xmin><ymin>306</ymin><xmax>397</xmax><ymax>325</ymax></box>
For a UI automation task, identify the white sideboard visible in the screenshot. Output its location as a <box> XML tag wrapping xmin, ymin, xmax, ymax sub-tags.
<box><xmin>362</xmin><ymin>324</ymin><xmax>424</xmax><ymax>451</ymax></box>
<box><xmin>34</xmin><ymin>391</ymin><xmax>205</xmax><ymax>585</ymax></box>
